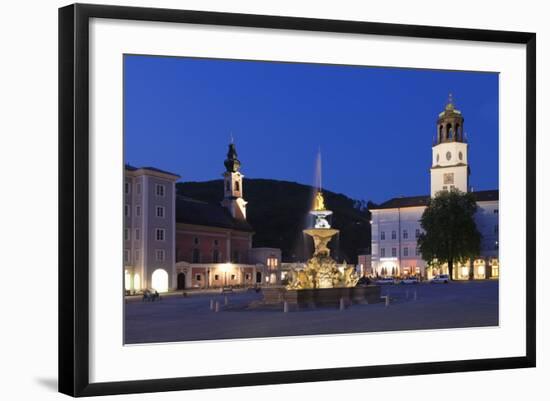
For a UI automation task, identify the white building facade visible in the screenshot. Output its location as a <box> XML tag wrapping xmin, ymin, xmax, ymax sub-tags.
<box><xmin>370</xmin><ymin>98</ymin><xmax>499</xmax><ymax>280</ymax></box>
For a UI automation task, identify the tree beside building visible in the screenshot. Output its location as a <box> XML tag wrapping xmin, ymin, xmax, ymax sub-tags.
<box><xmin>417</xmin><ymin>189</ymin><xmax>481</xmax><ymax>280</ymax></box>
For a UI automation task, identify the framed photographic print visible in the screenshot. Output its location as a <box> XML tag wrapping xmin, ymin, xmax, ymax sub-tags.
<box><xmin>58</xmin><ymin>3</ymin><xmax>536</xmax><ymax>397</ymax></box>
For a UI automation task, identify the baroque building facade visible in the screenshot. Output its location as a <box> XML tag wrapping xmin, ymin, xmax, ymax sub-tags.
<box><xmin>370</xmin><ymin>98</ymin><xmax>499</xmax><ymax>280</ymax></box>
<box><xmin>123</xmin><ymin>143</ymin><xmax>282</xmax><ymax>293</ymax></box>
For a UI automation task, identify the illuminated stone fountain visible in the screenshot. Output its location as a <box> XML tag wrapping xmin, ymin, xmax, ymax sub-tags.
<box><xmin>286</xmin><ymin>190</ymin><xmax>359</xmax><ymax>289</ymax></box>
<box><xmin>261</xmin><ymin>151</ymin><xmax>380</xmax><ymax>308</ymax></box>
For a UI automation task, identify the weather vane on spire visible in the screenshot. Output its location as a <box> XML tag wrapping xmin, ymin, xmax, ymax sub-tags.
<box><xmin>445</xmin><ymin>92</ymin><xmax>456</xmax><ymax>111</ymax></box>
<box><xmin>230</xmin><ymin>132</ymin><xmax>234</xmax><ymax>144</ymax></box>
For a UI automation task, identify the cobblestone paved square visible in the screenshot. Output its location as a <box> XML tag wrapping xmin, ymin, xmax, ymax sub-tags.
<box><xmin>125</xmin><ymin>280</ymin><xmax>498</xmax><ymax>344</ymax></box>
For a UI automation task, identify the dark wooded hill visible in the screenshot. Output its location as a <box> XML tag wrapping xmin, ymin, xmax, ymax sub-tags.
<box><xmin>176</xmin><ymin>178</ymin><xmax>372</xmax><ymax>263</ymax></box>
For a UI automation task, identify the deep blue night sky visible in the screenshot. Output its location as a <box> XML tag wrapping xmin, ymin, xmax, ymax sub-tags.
<box><xmin>124</xmin><ymin>55</ymin><xmax>498</xmax><ymax>203</ymax></box>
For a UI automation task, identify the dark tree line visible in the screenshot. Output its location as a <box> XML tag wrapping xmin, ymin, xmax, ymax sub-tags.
<box><xmin>177</xmin><ymin>178</ymin><xmax>372</xmax><ymax>263</ymax></box>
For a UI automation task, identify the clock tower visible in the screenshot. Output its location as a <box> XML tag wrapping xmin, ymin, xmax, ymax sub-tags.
<box><xmin>430</xmin><ymin>94</ymin><xmax>470</xmax><ymax>197</ymax></box>
<box><xmin>221</xmin><ymin>141</ymin><xmax>247</xmax><ymax>221</ymax></box>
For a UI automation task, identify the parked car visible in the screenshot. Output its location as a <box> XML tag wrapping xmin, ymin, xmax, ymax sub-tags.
<box><xmin>399</xmin><ymin>277</ymin><xmax>420</xmax><ymax>284</ymax></box>
<box><xmin>376</xmin><ymin>277</ymin><xmax>395</xmax><ymax>285</ymax></box>
<box><xmin>431</xmin><ymin>274</ymin><xmax>450</xmax><ymax>284</ymax></box>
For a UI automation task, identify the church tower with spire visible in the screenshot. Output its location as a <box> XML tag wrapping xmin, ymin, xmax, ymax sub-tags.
<box><xmin>221</xmin><ymin>141</ymin><xmax>247</xmax><ymax>221</ymax></box>
<box><xmin>430</xmin><ymin>94</ymin><xmax>470</xmax><ymax>197</ymax></box>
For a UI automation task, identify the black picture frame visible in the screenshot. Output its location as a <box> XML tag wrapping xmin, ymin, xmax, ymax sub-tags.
<box><xmin>59</xmin><ymin>3</ymin><xmax>536</xmax><ymax>397</ymax></box>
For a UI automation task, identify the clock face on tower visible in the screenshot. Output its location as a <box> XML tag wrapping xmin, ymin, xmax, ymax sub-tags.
<box><xmin>446</xmin><ymin>151</ymin><xmax>452</xmax><ymax>161</ymax></box>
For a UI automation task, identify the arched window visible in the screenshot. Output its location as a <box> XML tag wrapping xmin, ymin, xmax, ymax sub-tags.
<box><xmin>133</xmin><ymin>273</ymin><xmax>140</xmax><ymax>291</ymax></box>
<box><xmin>151</xmin><ymin>269</ymin><xmax>169</xmax><ymax>292</ymax></box>
<box><xmin>439</xmin><ymin>125</ymin><xmax>443</xmax><ymax>142</ymax></box>
<box><xmin>446</xmin><ymin>123</ymin><xmax>453</xmax><ymax>139</ymax></box>
<box><xmin>235</xmin><ymin>180</ymin><xmax>240</xmax><ymax>191</ymax></box>
<box><xmin>124</xmin><ymin>270</ymin><xmax>131</xmax><ymax>291</ymax></box>
<box><xmin>456</xmin><ymin>124</ymin><xmax>461</xmax><ymax>140</ymax></box>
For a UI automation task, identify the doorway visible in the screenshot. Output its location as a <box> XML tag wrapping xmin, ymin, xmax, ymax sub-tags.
<box><xmin>177</xmin><ymin>272</ymin><xmax>186</xmax><ymax>290</ymax></box>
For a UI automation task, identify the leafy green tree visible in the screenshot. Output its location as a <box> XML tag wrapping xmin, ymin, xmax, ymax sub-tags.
<box><xmin>417</xmin><ymin>189</ymin><xmax>481</xmax><ymax>280</ymax></box>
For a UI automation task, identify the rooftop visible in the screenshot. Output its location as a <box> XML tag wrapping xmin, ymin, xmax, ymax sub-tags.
<box><xmin>370</xmin><ymin>189</ymin><xmax>499</xmax><ymax>210</ymax></box>
<box><xmin>176</xmin><ymin>195</ymin><xmax>254</xmax><ymax>232</ymax></box>
<box><xmin>125</xmin><ymin>164</ymin><xmax>180</xmax><ymax>178</ymax></box>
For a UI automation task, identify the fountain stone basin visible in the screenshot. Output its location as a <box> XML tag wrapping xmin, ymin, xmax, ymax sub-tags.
<box><xmin>262</xmin><ymin>285</ymin><xmax>382</xmax><ymax>307</ymax></box>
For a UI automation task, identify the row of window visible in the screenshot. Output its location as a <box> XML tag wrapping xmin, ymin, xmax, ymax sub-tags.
<box><xmin>195</xmin><ymin>272</ymin><xmax>260</xmax><ymax>282</ymax></box>
<box><xmin>380</xmin><ymin>228</ymin><xmax>422</xmax><ymax>241</ymax></box>
<box><xmin>380</xmin><ymin>246</ymin><xmax>420</xmax><ymax>258</ymax></box>
<box><xmin>124</xmin><ymin>205</ymin><xmax>166</xmax><ymax>218</ymax></box>
<box><xmin>124</xmin><ymin>228</ymin><xmax>166</xmax><ymax>241</ymax></box>
<box><xmin>186</xmin><ymin>249</ymin><xmax>241</xmax><ymax>264</ymax></box>
<box><xmin>267</xmin><ymin>256</ymin><xmax>278</xmax><ymax>269</ymax></box>
<box><xmin>125</xmin><ymin>182</ymin><xmax>166</xmax><ymax>197</ymax></box>
<box><xmin>123</xmin><ymin>249</ymin><xmax>166</xmax><ymax>263</ymax></box>
<box><xmin>192</xmin><ymin>237</ymin><xmax>221</xmax><ymax>246</ymax></box>
<box><xmin>379</xmin><ymin>224</ymin><xmax>497</xmax><ymax>242</ymax></box>
<box><xmin>442</xmin><ymin>185</ymin><xmax>456</xmax><ymax>191</ymax></box>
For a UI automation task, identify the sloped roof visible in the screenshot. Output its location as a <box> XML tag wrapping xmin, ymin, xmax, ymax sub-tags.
<box><xmin>125</xmin><ymin>164</ymin><xmax>180</xmax><ymax>177</ymax></box>
<box><xmin>372</xmin><ymin>195</ymin><xmax>431</xmax><ymax>210</ymax></box>
<box><xmin>370</xmin><ymin>189</ymin><xmax>499</xmax><ymax>210</ymax></box>
<box><xmin>176</xmin><ymin>195</ymin><xmax>254</xmax><ymax>232</ymax></box>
